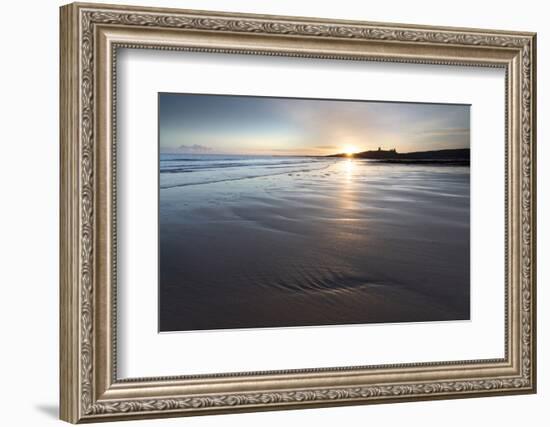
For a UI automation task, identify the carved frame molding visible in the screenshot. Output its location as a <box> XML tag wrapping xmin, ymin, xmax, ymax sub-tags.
<box><xmin>60</xmin><ymin>2</ymin><xmax>536</xmax><ymax>423</ymax></box>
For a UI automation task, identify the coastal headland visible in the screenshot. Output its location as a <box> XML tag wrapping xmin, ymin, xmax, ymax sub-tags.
<box><xmin>328</xmin><ymin>148</ymin><xmax>470</xmax><ymax>165</ymax></box>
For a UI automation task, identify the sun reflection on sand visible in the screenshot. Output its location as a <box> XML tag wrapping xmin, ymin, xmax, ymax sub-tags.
<box><xmin>344</xmin><ymin>158</ymin><xmax>354</xmax><ymax>182</ymax></box>
<box><xmin>339</xmin><ymin>159</ymin><xmax>358</xmax><ymax>213</ymax></box>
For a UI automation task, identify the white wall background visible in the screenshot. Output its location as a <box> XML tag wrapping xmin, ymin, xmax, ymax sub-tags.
<box><xmin>0</xmin><ymin>0</ymin><xmax>545</xmax><ymax>426</ymax></box>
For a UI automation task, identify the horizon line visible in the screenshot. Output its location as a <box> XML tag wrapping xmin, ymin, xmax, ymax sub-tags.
<box><xmin>160</xmin><ymin>147</ymin><xmax>470</xmax><ymax>157</ymax></box>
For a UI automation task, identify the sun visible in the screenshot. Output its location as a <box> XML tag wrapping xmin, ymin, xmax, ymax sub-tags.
<box><xmin>343</xmin><ymin>145</ymin><xmax>358</xmax><ymax>156</ymax></box>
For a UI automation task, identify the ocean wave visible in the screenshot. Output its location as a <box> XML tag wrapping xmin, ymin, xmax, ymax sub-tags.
<box><xmin>160</xmin><ymin>163</ymin><xmax>331</xmax><ymax>189</ymax></box>
<box><xmin>160</xmin><ymin>158</ymin><xmax>329</xmax><ymax>174</ymax></box>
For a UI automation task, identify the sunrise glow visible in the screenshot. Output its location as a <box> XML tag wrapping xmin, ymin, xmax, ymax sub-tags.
<box><xmin>343</xmin><ymin>145</ymin><xmax>358</xmax><ymax>156</ymax></box>
<box><xmin>160</xmin><ymin>94</ymin><xmax>471</xmax><ymax>156</ymax></box>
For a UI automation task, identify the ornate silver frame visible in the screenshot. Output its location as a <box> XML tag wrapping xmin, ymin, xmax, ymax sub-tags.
<box><xmin>60</xmin><ymin>2</ymin><xmax>537</xmax><ymax>423</ymax></box>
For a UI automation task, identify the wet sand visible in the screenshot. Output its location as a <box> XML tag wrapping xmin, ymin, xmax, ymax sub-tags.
<box><xmin>159</xmin><ymin>157</ymin><xmax>470</xmax><ymax>332</ymax></box>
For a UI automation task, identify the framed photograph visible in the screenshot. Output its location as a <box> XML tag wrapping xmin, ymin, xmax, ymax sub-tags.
<box><xmin>60</xmin><ymin>2</ymin><xmax>537</xmax><ymax>423</ymax></box>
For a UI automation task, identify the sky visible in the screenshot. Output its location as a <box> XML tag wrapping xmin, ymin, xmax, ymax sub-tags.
<box><xmin>159</xmin><ymin>93</ymin><xmax>470</xmax><ymax>156</ymax></box>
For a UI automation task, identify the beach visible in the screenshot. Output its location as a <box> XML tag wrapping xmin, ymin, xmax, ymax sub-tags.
<box><xmin>159</xmin><ymin>154</ymin><xmax>470</xmax><ymax>332</ymax></box>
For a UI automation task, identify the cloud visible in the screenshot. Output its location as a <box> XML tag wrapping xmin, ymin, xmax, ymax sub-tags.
<box><xmin>165</xmin><ymin>144</ymin><xmax>213</xmax><ymax>154</ymax></box>
<box><xmin>415</xmin><ymin>127</ymin><xmax>470</xmax><ymax>137</ymax></box>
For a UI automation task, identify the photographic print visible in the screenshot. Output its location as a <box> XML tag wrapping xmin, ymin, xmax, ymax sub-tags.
<box><xmin>159</xmin><ymin>93</ymin><xmax>470</xmax><ymax>332</ymax></box>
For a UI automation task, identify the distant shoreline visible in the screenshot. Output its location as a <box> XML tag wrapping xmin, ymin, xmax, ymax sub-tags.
<box><xmin>327</xmin><ymin>148</ymin><xmax>470</xmax><ymax>163</ymax></box>
<box><xmin>159</xmin><ymin>148</ymin><xmax>470</xmax><ymax>163</ymax></box>
<box><xmin>366</xmin><ymin>159</ymin><xmax>470</xmax><ymax>166</ymax></box>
